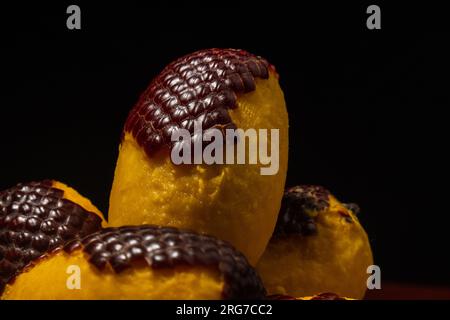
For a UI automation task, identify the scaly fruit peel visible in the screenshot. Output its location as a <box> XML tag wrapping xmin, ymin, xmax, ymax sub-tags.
<box><xmin>109</xmin><ymin>49</ymin><xmax>289</xmax><ymax>265</ymax></box>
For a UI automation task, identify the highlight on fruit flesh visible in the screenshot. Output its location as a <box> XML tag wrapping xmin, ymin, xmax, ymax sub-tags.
<box><xmin>1</xmin><ymin>225</ymin><xmax>266</xmax><ymax>300</ymax></box>
<box><xmin>0</xmin><ymin>180</ymin><xmax>105</xmax><ymax>295</ymax></box>
<box><xmin>109</xmin><ymin>48</ymin><xmax>289</xmax><ymax>265</ymax></box>
<box><xmin>268</xmin><ymin>292</ymin><xmax>353</xmax><ymax>300</ymax></box>
<box><xmin>256</xmin><ymin>185</ymin><xmax>373</xmax><ymax>299</ymax></box>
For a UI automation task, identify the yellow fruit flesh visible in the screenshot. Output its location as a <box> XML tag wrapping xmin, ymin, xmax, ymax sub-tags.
<box><xmin>298</xmin><ymin>295</ymin><xmax>354</xmax><ymax>300</ymax></box>
<box><xmin>109</xmin><ymin>72</ymin><xmax>289</xmax><ymax>265</ymax></box>
<box><xmin>2</xmin><ymin>250</ymin><xmax>223</xmax><ymax>300</ymax></box>
<box><xmin>256</xmin><ymin>196</ymin><xmax>373</xmax><ymax>299</ymax></box>
<box><xmin>52</xmin><ymin>181</ymin><xmax>106</xmax><ymax>225</ymax></box>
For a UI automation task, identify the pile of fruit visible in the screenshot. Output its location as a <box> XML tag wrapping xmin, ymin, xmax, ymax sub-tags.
<box><xmin>0</xmin><ymin>49</ymin><xmax>372</xmax><ymax>300</ymax></box>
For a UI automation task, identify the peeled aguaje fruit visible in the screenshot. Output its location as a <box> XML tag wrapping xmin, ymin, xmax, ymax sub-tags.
<box><xmin>2</xmin><ymin>225</ymin><xmax>266</xmax><ymax>300</ymax></box>
<box><xmin>1</xmin><ymin>49</ymin><xmax>373</xmax><ymax>301</ymax></box>
<box><xmin>256</xmin><ymin>185</ymin><xmax>373</xmax><ymax>299</ymax></box>
<box><xmin>109</xmin><ymin>48</ymin><xmax>289</xmax><ymax>265</ymax></box>
<box><xmin>269</xmin><ymin>292</ymin><xmax>353</xmax><ymax>300</ymax></box>
<box><xmin>0</xmin><ymin>180</ymin><xmax>104</xmax><ymax>295</ymax></box>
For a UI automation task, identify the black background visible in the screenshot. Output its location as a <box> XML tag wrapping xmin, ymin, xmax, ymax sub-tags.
<box><xmin>3</xmin><ymin>2</ymin><xmax>449</xmax><ymax>287</ymax></box>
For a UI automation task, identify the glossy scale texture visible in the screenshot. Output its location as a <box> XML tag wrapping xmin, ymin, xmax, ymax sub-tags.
<box><xmin>109</xmin><ymin>49</ymin><xmax>289</xmax><ymax>265</ymax></box>
<box><xmin>63</xmin><ymin>225</ymin><xmax>266</xmax><ymax>299</ymax></box>
<box><xmin>257</xmin><ymin>185</ymin><xmax>373</xmax><ymax>299</ymax></box>
<box><xmin>124</xmin><ymin>48</ymin><xmax>271</xmax><ymax>156</ymax></box>
<box><xmin>274</xmin><ymin>185</ymin><xmax>331</xmax><ymax>237</ymax></box>
<box><xmin>0</xmin><ymin>181</ymin><xmax>103</xmax><ymax>294</ymax></box>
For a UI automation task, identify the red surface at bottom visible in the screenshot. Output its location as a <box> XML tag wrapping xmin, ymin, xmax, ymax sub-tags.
<box><xmin>364</xmin><ymin>282</ymin><xmax>450</xmax><ymax>300</ymax></box>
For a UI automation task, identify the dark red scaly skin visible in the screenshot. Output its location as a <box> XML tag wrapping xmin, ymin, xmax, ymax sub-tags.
<box><xmin>273</xmin><ymin>185</ymin><xmax>331</xmax><ymax>237</ymax></box>
<box><xmin>268</xmin><ymin>292</ymin><xmax>346</xmax><ymax>300</ymax></box>
<box><xmin>0</xmin><ymin>181</ymin><xmax>103</xmax><ymax>294</ymax></box>
<box><xmin>273</xmin><ymin>185</ymin><xmax>357</xmax><ymax>238</ymax></box>
<box><xmin>124</xmin><ymin>48</ymin><xmax>272</xmax><ymax>157</ymax></box>
<box><xmin>310</xmin><ymin>292</ymin><xmax>346</xmax><ymax>300</ymax></box>
<box><xmin>64</xmin><ymin>225</ymin><xmax>266</xmax><ymax>299</ymax></box>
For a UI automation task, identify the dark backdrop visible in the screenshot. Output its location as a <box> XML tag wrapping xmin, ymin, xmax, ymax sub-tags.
<box><xmin>3</xmin><ymin>3</ymin><xmax>449</xmax><ymax>286</ymax></box>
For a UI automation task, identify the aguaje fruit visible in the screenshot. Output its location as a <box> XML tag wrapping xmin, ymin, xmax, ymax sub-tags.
<box><xmin>298</xmin><ymin>292</ymin><xmax>353</xmax><ymax>300</ymax></box>
<box><xmin>256</xmin><ymin>185</ymin><xmax>373</xmax><ymax>299</ymax></box>
<box><xmin>2</xmin><ymin>225</ymin><xmax>266</xmax><ymax>300</ymax></box>
<box><xmin>269</xmin><ymin>292</ymin><xmax>353</xmax><ymax>300</ymax></box>
<box><xmin>109</xmin><ymin>48</ymin><xmax>289</xmax><ymax>265</ymax></box>
<box><xmin>0</xmin><ymin>180</ymin><xmax>104</xmax><ymax>295</ymax></box>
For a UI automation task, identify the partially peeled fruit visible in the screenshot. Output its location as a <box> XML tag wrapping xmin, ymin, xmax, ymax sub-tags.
<box><xmin>256</xmin><ymin>185</ymin><xmax>373</xmax><ymax>299</ymax></box>
<box><xmin>2</xmin><ymin>225</ymin><xmax>265</xmax><ymax>300</ymax></box>
<box><xmin>109</xmin><ymin>48</ymin><xmax>289</xmax><ymax>265</ymax></box>
<box><xmin>0</xmin><ymin>180</ymin><xmax>105</xmax><ymax>295</ymax></box>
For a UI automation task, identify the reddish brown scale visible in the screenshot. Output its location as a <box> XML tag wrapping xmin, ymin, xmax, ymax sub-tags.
<box><xmin>267</xmin><ymin>294</ymin><xmax>297</xmax><ymax>300</ymax></box>
<box><xmin>0</xmin><ymin>181</ymin><xmax>102</xmax><ymax>294</ymax></box>
<box><xmin>124</xmin><ymin>48</ymin><xmax>271</xmax><ymax>157</ymax></box>
<box><xmin>267</xmin><ymin>292</ymin><xmax>345</xmax><ymax>300</ymax></box>
<box><xmin>310</xmin><ymin>292</ymin><xmax>346</xmax><ymax>300</ymax></box>
<box><xmin>64</xmin><ymin>225</ymin><xmax>266</xmax><ymax>299</ymax></box>
<box><xmin>343</xmin><ymin>203</ymin><xmax>360</xmax><ymax>215</ymax></box>
<box><xmin>274</xmin><ymin>186</ymin><xmax>358</xmax><ymax>238</ymax></box>
<box><xmin>273</xmin><ymin>185</ymin><xmax>331</xmax><ymax>237</ymax></box>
